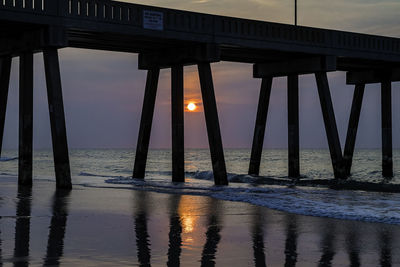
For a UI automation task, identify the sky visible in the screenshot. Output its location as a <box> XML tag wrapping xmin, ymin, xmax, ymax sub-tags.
<box><xmin>2</xmin><ymin>0</ymin><xmax>400</xmax><ymax>149</ymax></box>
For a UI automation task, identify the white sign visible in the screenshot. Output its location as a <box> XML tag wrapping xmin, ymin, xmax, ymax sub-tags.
<box><xmin>143</xmin><ymin>10</ymin><xmax>164</xmax><ymax>31</ymax></box>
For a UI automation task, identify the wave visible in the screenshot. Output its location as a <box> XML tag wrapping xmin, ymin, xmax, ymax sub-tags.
<box><xmin>79</xmin><ymin>171</ymin><xmax>129</xmax><ymax>179</ymax></box>
<box><xmin>105</xmin><ymin>177</ymin><xmax>400</xmax><ymax>225</ymax></box>
<box><xmin>0</xmin><ymin>157</ymin><xmax>18</xmax><ymax>162</ymax></box>
<box><xmin>0</xmin><ymin>172</ymin><xmax>17</xmax><ymax>177</ymax></box>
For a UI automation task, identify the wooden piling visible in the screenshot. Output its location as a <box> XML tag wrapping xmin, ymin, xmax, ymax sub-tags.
<box><xmin>133</xmin><ymin>68</ymin><xmax>160</xmax><ymax>179</ymax></box>
<box><xmin>248</xmin><ymin>77</ymin><xmax>273</xmax><ymax>176</ymax></box>
<box><xmin>18</xmin><ymin>52</ymin><xmax>33</xmax><ymax>186</ymax></box>
<box><xmin>343</xmin><ymin>84</ymin><xmax>365</xmax><ymax>176</ymax></box>
<box><xmin>43</xmin><ymin>49</ymin><xmax>72</xmax><ymax>189</ymax></box>
<box><xmin>171</xmin><ymin>65</ymin><xmax>185</xmax><ymax>182</ymax></box>
<box><xmin>0</xmin><ymin>56</ymin><xmax>11</xmax><ymax>157</ymax></box>
<box><xmin>287</xmin><ymin>75</ymin><xmax>300</xmax><ymax>178</ymax></box>
<box><xmin>315</xmin><ymin>72</ymin><xmax>344</xmax><ymax>179</ymax></box>
<box><xmin>197</xmin><ymin>63</ymin><xmax>228</xmax><ymax>185</ymax></box>
<box><xmin>381</xmin><ymin>81</ymin><xmax>393</xmax><ymax>178</ymax></box>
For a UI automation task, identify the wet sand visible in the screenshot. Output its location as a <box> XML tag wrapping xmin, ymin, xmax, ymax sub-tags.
<box><xmin>0</xmin><ymin>176</ymin><xmax>399</xmax><ymax>266</ymax></box>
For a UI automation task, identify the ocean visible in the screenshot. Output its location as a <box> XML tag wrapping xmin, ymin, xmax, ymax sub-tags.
<box><xmin>1</xmin><ymin>148</ymin><xmax>400</xmax><ymax>225</ymax></box>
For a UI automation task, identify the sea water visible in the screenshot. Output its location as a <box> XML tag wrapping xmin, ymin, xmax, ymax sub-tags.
<box><xmin>1</xmin><ymin>148</ymin><xmax>400</xmax><ymax>225</ymax></box>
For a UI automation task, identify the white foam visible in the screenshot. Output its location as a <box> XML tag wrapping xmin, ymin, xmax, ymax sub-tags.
<box><xmin>0</xmin><ymin>157</ymin><xmax>18</xmax><ymax>162</ymax></box>
<box><xmin>105</xmin><ymin>177</ymin><xmax>400</xmax><ymax>225</ymax></box>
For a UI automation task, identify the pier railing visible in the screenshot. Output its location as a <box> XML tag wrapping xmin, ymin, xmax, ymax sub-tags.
<box><xmin>1</xmin><ymin>0</ymin><xmax>400</xmax><ymax>57</ymax></box>
<box><xmin>0</xmin><ymin>0</ymin><xmax>54</xmax><ymax>14</ymax></box>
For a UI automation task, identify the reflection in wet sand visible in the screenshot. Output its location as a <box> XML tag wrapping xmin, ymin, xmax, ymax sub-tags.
<box><xmin>346</xmin><ymin>224</ymin><xmax>361</xmax><ymax>267</ymax></box>
<box><xmin>0</xmin><ymin>191</ymin><xmax>2</xmax><ymax>267</ymax></box>
<box><xmin>1</xmin><ymin>180</ymin><xmax>400</xmax><ymax>266</ymax></box>
<box><xmin>178</xmin><ymin>195</ymin><xmax>201</xmax><ymax>240</ymax></box>
<box><xmin>43</xmin><ymin>189</ymin><xmax>71</xmax><ymax>266</ymax></box>
<box><xmin>251</xmin><ymin>207</ymin><xmax>267</xmax><ymax>267</ymax></box>
<box><xmin>167</xmin><ymin>195</ymin><xmax>182</xmax><ymax>267</ymax></box>
<box><xmin>0</xmin><ymin>199</ymin><xmax>2</xmax><ymax>267</ymax></box>
<box><xmin>178</xmin><ymin>196</ymin><xmax>205</xmax><ymax>249</ymax></box>
<box><xmin>200</xmin><ymin>198</ymin><xmax>222</xmax><ymax>267</ymax></box>
<box><xmin>318</xmin><ymin>222</ymin><xmax>335</xmax><ymax>267</ymax></box>
<box><xmin>284</xmin><ymin>214</ymin><xmax>298</xmax><ymax>267</ymax></box>
<box><xmin>13</xmin><ymin>187</ymin><xmax>32</xmax><ymax>267</ymax></box>
<box><xmin>134</xmin><ymin>191</ymin><xmax>151</xmax><ymax>267</ymax></box>
<box><xmin>379</xmin><ymin>228</ymin><xmax>392</xmax><ymax>267</ymax></box>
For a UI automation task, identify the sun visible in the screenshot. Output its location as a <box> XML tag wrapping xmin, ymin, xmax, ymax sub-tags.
<box><xmin>187</xmin><ymin>102</ymin><xmax>197</xmax><ymax>111</ymax></box>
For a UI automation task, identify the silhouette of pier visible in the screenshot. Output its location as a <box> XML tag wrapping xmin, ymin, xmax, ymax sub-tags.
<box><xmin>1</xmin><ymin>0</ymin><xmax>400</xmax><ymax>188</ymax></box>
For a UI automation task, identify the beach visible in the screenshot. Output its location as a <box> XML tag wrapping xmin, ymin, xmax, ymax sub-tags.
<box><xmin>0</xmin><ymin>175</ymin><xmax>399</xmax><ymax>266</ymax></box>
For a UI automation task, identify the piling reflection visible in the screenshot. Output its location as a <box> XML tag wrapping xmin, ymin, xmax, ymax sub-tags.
<box><xmin>4</xmin><ymin>185</ymin><xmax>400</xmax><ymax>266</ymax></box>
<box><xmin>379</xmin><ymin>228</ymin><xmax>392</xmax><ymax>267</ymax></box>
<box><xmin>251</xmin><ymin>207</ymin><xmax>267</xmax><ymax>267</ymax></box>
<box><xmin>0</xmin><ymin>231</ymin><xmax>2</xmax><ymax>267</ymax></box>
<box><xmin>167</xmin><ymin>195</ymin><xmax>182</xmax><ymax>267</ymax></box>
<box><xmin>200</xmin><ymin>198</ymin><xmax>222</xmax><ymax>267</ymax></box>
<box><xmin>284</xmin><ymin>214</ymin><xmax>298</xmax><ymax>267</ymax></box>
<box><xmin>318</xmin><ymin>222</ymin><xmax>335</xmax><ymax>267</ymax></box>
<box><xmin>0</xmin><ymin>197</ymin><xmax>2</xmax><ymax>267</ymax></box>
<box><xmin>133</xmin><ymin>191</ymin><xmax>151</xmax><ymax>267</ymax></box>
<box><xmin>13</xmin><ymin>187</ymin><xmax>32</xmax><ymax>267</ymax></box>
<box><xmin>43</xmin><ymin>189</ymin><xmax>71</xmax><ymax>266</ymax></box>
<box><xmin>346</xmin><ymin>224</ymin><xmax>361</xmax><ymax>267</ymax></box>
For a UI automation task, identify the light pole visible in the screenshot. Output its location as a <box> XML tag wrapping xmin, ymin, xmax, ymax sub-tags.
<box><xmin>295</xmin><ymin>0</ymin><xmax>297</xmax><ymax>25</ymax></box>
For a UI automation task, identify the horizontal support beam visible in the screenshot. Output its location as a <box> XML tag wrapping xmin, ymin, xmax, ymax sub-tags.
<box><xmin>138</xmin><ymin>44</ymin><xmax>220</xmax><ymax>69</ymax></box>
<box><xmin>346</xmin><ymin>69</ymin><xmax>400</xmax><ymax>84</ymax></box>
<box><xmin>253</xmin><ymin>56</ymin><xmax>336</xmax><ymax>78</ymax></box>
<box><xmin>0</xmin><ymin>26</ymin><xmax>68</xmax><ymax>57</ymax></box>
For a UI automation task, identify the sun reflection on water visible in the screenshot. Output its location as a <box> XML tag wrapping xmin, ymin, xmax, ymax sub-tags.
<box><xmin>177</xmin><ymin>196</ymin><xmax>204</xmax><ymax>247</ymax></box>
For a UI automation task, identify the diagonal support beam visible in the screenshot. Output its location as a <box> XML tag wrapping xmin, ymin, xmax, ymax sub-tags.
<box><xmin>315</xmin><ymin>72</ymin><xmax>345</xmax><ymax>179</ymax></box>
<box><xmin>43</xmin><ymin>49</ymin><xmax>72</xmax><ymax>189</ymax></box>
<box><xmin>381</xmin><ymin>81</ymin><xmax>393</xmax><ymax>178</ymax></box>
<box><xmin>248</xmin><ymin>77</ymin><xmax>273</xmax><ymax>176</ymax></box>
<box><xmin>133</xmin><ymin>68</ymin><xmax>160</xmax><ymax>179</ymax></box>
<box><xmin>288</xmin><ymin>75</ymin><xmax>300</xmax><ymax>178</ymax></box>
<box><xmin>343</xmin><ymin>84</ymin><xmax>365</xmax><ymax>176</ymax></box>
<box><xmin>0</xmin><ymin>56</ymin><xmax>12</xmax><ymax>157</ymax></box>
<box><xmin>198</xmin><ymin>62</ymin><xmax>228</xmax><ymax>185</ymax></box>
<box><xmin>171</xmin><ymin>65</ymin><xmax>185</xmax><ymax>182</ymax></box>
<box><xmin>19</xmin><ymin>52</ymin><xmax>33</xmax><ymax>186</ymax></box>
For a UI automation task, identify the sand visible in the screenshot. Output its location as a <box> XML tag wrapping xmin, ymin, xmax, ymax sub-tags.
<box><xmin>0</xmin><ymin>176</ymin><xmax>399</xmax><ymax>266</ymax></box>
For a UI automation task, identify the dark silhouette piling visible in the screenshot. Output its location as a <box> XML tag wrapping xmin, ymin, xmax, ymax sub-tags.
<box><xmin>381</xmin><ymin>81</ymin><xmax>393</xmax><ymax>178</ymax></box>
<box><xmin>287</xmin><ymin>74</ymin><xmax>300</xmax><ymax>178</ymax></box>
<box><xmin>0</xmin><ymin>56</ymin><xmax>11</xmax><ymax>157</ymax></box>
<box><xmin>44</xmin><ymin>49</ymin><xmax>72</xmax><ymax>189</ymax></box>
<box><xmin>18</xmin><ymin>52</ymin><xmax>34</xmax><ymax>186</ymax></box>
<box><xmin>248</xmin><ymin>77</ymin><xmax>272</xmax><ymax>176</ymax></box>
<box><xmin>133</xmin><ymin>68</ymin><xmax>160</xmax><ymax>179</ymax></box>
<box><xmin>315</xmin><ymin>72</ymin><xmax>344</xmax><ymax>179</ymax></box>
<box><xmin>198</xmin><ymin>62</ymin><xmax>228</xmax><ymax>185</ymax></box>
<box><xmin>171</xmin><ymin>65</ymin><xmax>185</xmax><ymax>182</ymax></box>
<box><xmin>343</xmin><ymin>84</ymin><xmax>365</xmax><ymax>176</ymax></box>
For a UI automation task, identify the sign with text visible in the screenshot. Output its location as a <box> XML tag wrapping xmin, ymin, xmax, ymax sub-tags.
<box><xmin>143</xmin><ymin>10</ymin><xmax>164</xmax><ymax>31</ymax></box>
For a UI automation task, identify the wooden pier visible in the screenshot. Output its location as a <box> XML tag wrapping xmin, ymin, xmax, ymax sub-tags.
<box><xmin>1</xmin><ymin>0</ymin><xmax>400</xmax><ymax>188</ymax></box>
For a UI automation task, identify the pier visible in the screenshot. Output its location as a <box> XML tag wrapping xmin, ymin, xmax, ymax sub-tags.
<box><xmin>1</xmin><ymin>0</ymin><xmax>400</xmax><ymax>188</ymax></box>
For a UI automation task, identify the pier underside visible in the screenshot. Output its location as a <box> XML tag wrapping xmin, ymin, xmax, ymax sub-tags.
<box><xmin>1</xmin><ymin>0</ymin><xmax>400</xmax><ymax>188</ymax></box>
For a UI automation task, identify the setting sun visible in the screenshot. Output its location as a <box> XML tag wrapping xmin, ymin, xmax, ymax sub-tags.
<box><xmin>187</xmin><ymin>102</ymin><xmax>197</xmax><ymax>111</ymax></box>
